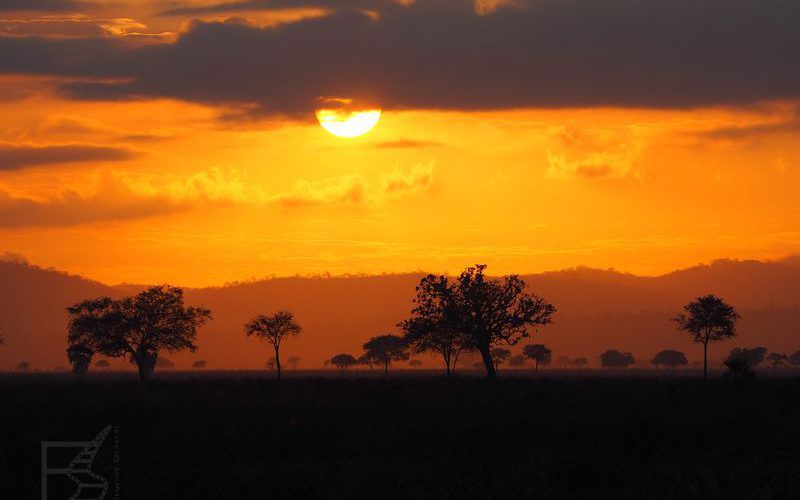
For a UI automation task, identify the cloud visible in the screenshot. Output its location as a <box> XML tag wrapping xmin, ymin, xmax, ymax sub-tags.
<box><xmin>381</xmin><ymin>163</ymin><xmax>434</xmax><ymax>194</ymax></box>
<box><xmin>271</xmin><ymin>175</ymin><xmax>366</xmax><ymax>208</ymax></box>
<box><xmin>696</xmin><ymin>107</ymin><xmax>800</xmax><ymax>141</ymax></box>
<box><xmin>0</xmin><ymin>143</ymin><xmax>139</xmax><ymax>171</ymax></box>
<box><xmin>0</xmin><ymin>167</ymin><xmax>256</xmax><ymax>227</ymax></box>
<box><xmin>0</xmin><ymin>0</ymin><xmax>91</xmax><ymax>12</ymax></box>
<box><xmin>0</xmin><ymin>0</ymin><xmax>798</xmax><ymax>116</ymax></box>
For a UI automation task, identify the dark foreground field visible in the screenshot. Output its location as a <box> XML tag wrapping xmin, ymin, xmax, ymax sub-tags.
<box><xmin>2</xmin><ymin>374</ymin><xmax>800</xmax><ymax>499</ymax></box>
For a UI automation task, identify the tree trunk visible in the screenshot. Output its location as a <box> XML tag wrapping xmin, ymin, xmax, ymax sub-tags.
<box><xmin>703</xmin><ymin>341</ymin><xmax>709</xmax><ymax>381</ymax></box>
<box><xmin>479</xmin><ymin>346</ymin><xmax>496</xmax><ymax>379</ymax></box>
<box><xmin>137</xmin><ymin>360</ymin><xmax>148</xmax><ymax>382</ymax></box>
<box><xmin>535</xmin><ymin>360</ymin><xmax>539</xmax><ymax>374</ymax></box>
<box><xmin>384</xmin><ymin>361</ymin><xmax>389</xmax><ymax>376</ymax></box>
<box><xmin>443</xmin><ymin>350</ymin><xmax>452</xmax><ymax>378</ymax></box>
<box><xmin>274</xmin><ymin>345</ymin><xmax>282</xmax><ymax>380</ymax></box>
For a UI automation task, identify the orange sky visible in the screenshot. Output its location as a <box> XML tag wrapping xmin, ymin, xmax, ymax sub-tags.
<box><xmin>1</xmin><ymin>0</ymin><xmax>799</xmax><ymax>286</ymax></box>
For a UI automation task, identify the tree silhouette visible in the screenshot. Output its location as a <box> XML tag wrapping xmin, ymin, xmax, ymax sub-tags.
<box><xmin>357</xmin><ymin>354</ymin><xmax>375</xmax><ymax>372</ymax></box>
<box><xmin>330</xmin><ymin>353</ymin><xmax>358</xmax><ymax>373</ymax></box>
<box><xmin>67</xmin><ymin>285</ymin><xmax>211</xmax><ymax>382</ymax></box>
<box><xmin>673</xmin><ymin>295</ymin><xmax>739</xmax><ymax>380</ymax></box>
<box><xmin>192</xmin><ymin>360</ymin><xmax>207</xmax><ymax>369</ymax></box>
<box><xmin>652</xmin><ymin>349</ymin><xmax>688</xmax><ymax>369</ymax></box>
<box><xmin>400</xmin><ymin>274</ymin><xmax>473</xmax><ymax>377</ymax></box>
<box><xmin>288</xmin><ymin>356</ymin><xmax>301</xmax><ymax>370</ymax></box>
<box><xmin>409</xmin><ymin>359</ymin><xmax>423</xmax><ymax>368</ymax></box>
<box><xmin>727</xmin><ymin>347</ymin><xmax>767</xmax><ymax>368</ymax></box>
<box><xmin>600</xmin><ymin>350</ymin><xmax>635</xmax><ymax>368</ymax></box>
<box><xmin>788</xmin><ymin>351</ymin><xmax>800</xmax><ymax>367</ymax></box>
<box><xmin>573</xmin><ymin>357</ymin><xmax>589</xmax><ymax>368</ymax></box>
<box><xmin>766</xmin><ymin>352</ymin><xmax>788</xmax><ymax>370</ymax></box>
<box><xmin>723</xmin><ymin>349</ymin><xmax>755</xmax><ymax>382</ymax></box>
<box><xmin>244</xmin><ymin>310</ymin><xmax>301</xmax><ymax>380</ymax></box>
<box><xmin>490</xmin><ymin>347</ymin><xmax>511</xmax><ymax>372</ymax></box>
<box><xmin>403</xmin><ymin>265</ymin><xmax>555</xmax><ymax>379</ymax></box>
<box><xmin>67</xmin><ymin>343</ymin><xmax>93</xmax><ymax>375</ymax></box>
<box><xmin>363</xmin><ymin>334</ymin><xmax>409</xmax><ymax>375</ymax></box>
<box><xmin>523</xmin><ymin>344</ymin><xmax>552</xmax><ymax>373</ymax></box>
<box><xmin>265</xmin><ymin>357</ymin><xmax>277</xmax><ymax>373</ymax></box>
<box><xmin>16</xmin><ymin>361</ymin><xmax>31</xmax><ymax>372</ymax></box>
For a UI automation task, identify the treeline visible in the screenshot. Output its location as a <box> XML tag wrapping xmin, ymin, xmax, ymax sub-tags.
<box><xmin>4</xmin><ymin>264</ymin><xmax>788</xmax><ymax>381</ymax></box>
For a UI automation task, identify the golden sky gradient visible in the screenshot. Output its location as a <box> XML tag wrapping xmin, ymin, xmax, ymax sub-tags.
<box><xmin>1</xmin><ymin>0</ymin><xmax>799</xmax><ymax>286</ymax></box>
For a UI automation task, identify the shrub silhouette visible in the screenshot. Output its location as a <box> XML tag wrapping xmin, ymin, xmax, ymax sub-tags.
<box><xmin>789</xmin><ymin>351</ymin><xmax>800</xmax><ymax>367</ymax></box>
<box><xmin>95</xmin><ymin>359</ymin><xmax>110</xmax><ymax>370</ymax></box>
<box><xmin>245</xmin><ymin>310</ymin><xmax>301</xmax><ymax>380</ymax></box>
<box><xmin>67</xmin><ymin>285</ymin><xmax>211</xmax><ymax>382</ymax></box>
<box><xmin>523</xmin><ymin>344</ymin><xmax>552</xmax><ymax>373</ymax></box>
<box><xmin>288</xmin><ymin>356</ymin><xmax>301</xmax><ymax>370</ymax></box>
<box><xmin>573</xmin><ymin>357</ymin><xmax>589</xmax><ymax>368</ymax></box>
<box><xmin>673</xmin><ymin>295</ymin><xmax>739</xmax><ymax>380</ymax></box>
<box><xmin>600</xmin><ymin>350</ymin><xmax>635</xmax><ymax>368</ymax></box>
<box><xmin>408</xmin><ymin>359</ymin><xmax>423</xmax><ymax>367</ymax></box>
<box><xmin>192</xmin><ymin>360</ymin><xmax>207</xmax><ymax>369</ymax></box>
<box><xmin>652</xmin><ymin>349</ymin><xmax>688</xmax><ymax>369</ymax></box>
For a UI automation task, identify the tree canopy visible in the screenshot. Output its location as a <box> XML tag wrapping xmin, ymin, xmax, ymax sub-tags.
<box><xmin>652</xmin><ymin>349</ymin><xmax>688</xmax><ymax>368</ymax></box>
<box><xmin>401</xmin><ymin>265</ymin><xmax>555</xmax><ymax>378</ymax></box>
<box><xmin>67</xmin><ymin>285</ymin><xmax>211</xmax><ymax>381</ymax></box>
<box><xmin>601</xmin><ymin>350</ymin><xmax>635</xmax><ymax>368</ymax></box>
<box><xmin>673</xmin><ymin>294</ymin><xmax>739</xmax><ymax>379</ymax></box>
<box><xmin>523</xmin><ymin>344</ymin><xmax>552</xmax><ymax>372</ymax></box>
<box><xmin>245</xmin><ymin>310</ymin><xmax>302</xmax><ymax>380</ymax></box>
<box><xmin>330</xmin><ymin>353</ymin><xmax>358</xmax><ymax>373</ymax></box>
<box><xmin>363</xmin><ymin>334</ymin><xmax>409</xmax><ymax>375</ymax></box>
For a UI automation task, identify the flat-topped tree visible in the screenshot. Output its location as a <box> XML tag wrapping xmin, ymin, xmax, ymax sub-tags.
<box><xmin>673</xmin><ymin>295</ymin><xmax>739</xmax><ymax>380</ymax></box>
<box><xmin>652</xmin><ymin>349</ymin><xmax>688</xmax><ymax>369</ymax></box>
<box><xmin>330</xmin><ymin>353</ymin><xmax>358</xmax><ymax>374</ymax></box>
<box><xmin>245</xmin><ymin>311</ymin><xmax>301</xmax><ymax>380</ymax></box>
<box><xmin>363</xmin><ymin>334</ymin><xmax>409</xmax><ymax>375</ymax></box>
<box><xmin>523</xmin><ymin>344</ymin><xmax>552</xmax><ymax>373</ymax></box>
<box><xmin>67</xmin><ymin>285</ymin><xmax>212</xmax><ymax>382</ymax></box>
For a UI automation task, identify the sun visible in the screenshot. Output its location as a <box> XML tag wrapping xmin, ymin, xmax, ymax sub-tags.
<box><xmin>315</xmin><ymin>97</ymin><xmax>381</xmax><ymax>138</ymax></box>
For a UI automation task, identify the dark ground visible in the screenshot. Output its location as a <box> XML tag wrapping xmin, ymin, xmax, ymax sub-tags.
<box><xmin>2</xmin><ymin>372</ymin><xmax>799</xmax><ymax>499</ymax></box>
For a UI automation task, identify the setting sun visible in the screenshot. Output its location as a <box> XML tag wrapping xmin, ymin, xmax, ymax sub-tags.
<box><xmin>315</xmin><ymin>98</ymin><xmax>381</xmax><ymax>138</ymax></box>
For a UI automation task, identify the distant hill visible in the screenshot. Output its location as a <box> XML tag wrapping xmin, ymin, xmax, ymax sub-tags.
<box><xmin>1</xmin><ymin>256</ymin><xmax>798</xmax><ymax>371</ymax></box>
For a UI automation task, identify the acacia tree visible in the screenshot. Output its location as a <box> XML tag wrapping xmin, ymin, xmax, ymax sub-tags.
<box><xmin>67</xmin><ymin>285</ymin><xmax>212</xmax><ymax>382</ymax></box>
<box><xmin>288</xmin><ymin>356</ymin><xmax>301</xmax><ymax>370</ymax></box>
<box><xmin>400</xmin><ymin>274</ymin><xmax>472</xmax><ymax>377</ymax></box>
<box><xmin>245</xmin><ymin>310</ymin><xmax>301</xmax><ymax>380</ymax></box>
<box><xmin>403</xmin><ymin>265</ymin><xmax>555</xmax><ymax>379</ymax></box>
<box><xmin>600</xmin><ymin>350</ymin><xmax>635</xmax><ymax>368</ymax></box>
<box><xmin>363</xmin><ymin>334</ymin><xmax>409</xmax><ymax>375</ymax></box>
<box><xmin>652</xmin><ymin>349</ymin><xmax>688</xmax><ymax>369</ymax></box>
<box><xmin>330</xmin><ymin>353</ymin><xmax>358</xmax><ymax>373</ymax></box>
<box><xmin>67</xmin><ymin>343</ymin><xmax>93</xmax><ymax>375</ymax></box>
<box><xmin>673</xmin><ymin>295</ymin><xmax>739</xmax><ymax>380</ymax></box>
<box><xmin>523</xmin><ymin>344</ymin><xmax>552</xmax><ymax>373</ymax></box>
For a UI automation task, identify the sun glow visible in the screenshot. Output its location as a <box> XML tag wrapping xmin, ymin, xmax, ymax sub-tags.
<box><xmin>315</xmin><ymin>98</ymin><xmax>381</xmax><ymax>138</ymax></box>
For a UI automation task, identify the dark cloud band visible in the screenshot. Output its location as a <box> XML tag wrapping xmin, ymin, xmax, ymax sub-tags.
<box><xmin>0</xmin><ymin>0</ymin><xmax>798</xmax><ymax>116</ymax></box>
